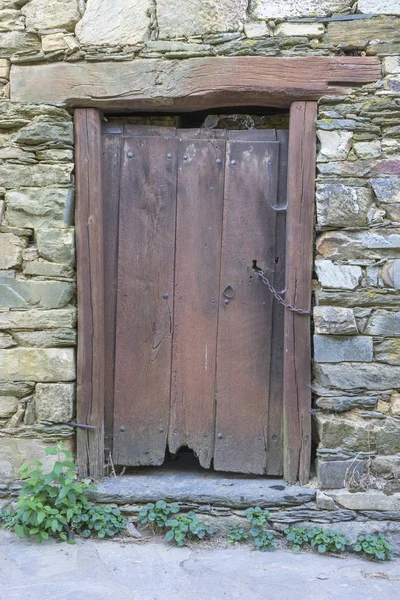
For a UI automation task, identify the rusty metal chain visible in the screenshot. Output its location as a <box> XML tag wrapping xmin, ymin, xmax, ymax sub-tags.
<box><xmin>255</xmin><ymin>270</ymin><xmax>311</xmax><ymax>315</ymax></box>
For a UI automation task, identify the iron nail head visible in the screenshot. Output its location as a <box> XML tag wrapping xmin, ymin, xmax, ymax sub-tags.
<box><xmin>217</xmin><ymin>433</ymin><xmax>223</xmax><ymax>439</ymax></box>
<box><xmin>120</xmin><ymin>425</ymin><xmax>126</xmax><ymax>432</ymax></box>
<box><xmin>224</xmin><ymin>299</ymin><xmax>230</xmax><ymax>305</ymax></box>
<box><xmin>163</xmin><ymin>293</ymin><xmax>169</xmax><ymax>299</ymax></box>
<box><xmin>127</xmin><ymin>152</ymin><xmax>134</xmax><ymax>158</ymax></box>
<box><xmin>231</xmin><ymin>159</ymin><xmax>237</xmax><ymax>165</ymax></box>
<box><xmin>216</xmin><ymin>158</ymin><xmax>222</xmax><ymax>164</ymax></box>
<box><xmin>167</xmin><ymin>153</ymin><xmax>172</xmax><ymax>159</ymax></box>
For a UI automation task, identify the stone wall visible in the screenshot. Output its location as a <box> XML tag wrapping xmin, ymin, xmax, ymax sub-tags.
<box><xmin>0</xmin><ymin>0</ymin><xmax>399</xmax><ymax>489</ymax></box>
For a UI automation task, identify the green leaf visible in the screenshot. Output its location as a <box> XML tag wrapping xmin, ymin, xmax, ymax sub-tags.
<box><xmin>45</xmin><ymin>448</ymin><xmax>58</xmax><ymax>456</ymax></box>
<box><xmin>37</xmin><ymin>511</ymin><xmax>46</xmax><ymax>525</ymax></box>
<box><xmin>318</xmin><ymin>545</ymin><xmax>326</xmax><ymax>554</ymax></box>
<box><xmin>165</xmin><ymin>530</ymin><xmax>174</xmax><ymax>542</ymax></box>
<box><xmin>14</xmin><ymin>524</ymin><xmax>25</xmax><ymax>538</ymax></box>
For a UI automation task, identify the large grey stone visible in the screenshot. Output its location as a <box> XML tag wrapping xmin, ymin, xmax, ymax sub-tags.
<box><xmin>0</xmin><ymin>333</ymin><xmax>14</xmax><ymax>348</ymax></box>
<box><xmin>365</xmin><ymin>310</ymin><xmax>400</xmax><ymax>336</ymax></box>
<box><xmin>0</xmin><ymin>396</ymin><xmax>17</xmax><ymax>418</ymax></box>
<box><xmin>315</xmin><ymin>362</ymin><xmax>400</xmax><ymax>390</ymax></box>
<box><xmin>314</xmin><ymin>335</ymin><xmax>373</xmax><ymax>363</ymax></box>
<box><xmin>0</xmin><ymin>437</ymin><xmax>73</xmax><ymax>481</ymax></box>
<box><xmin>275</xmin><ymin>22</ymin><xmax>324</xmax><ymax>37</ymax></box>
<box><xmin>0</xmin><ymin>8</ymin><xmax>23</xmax><ymax>31</ymax></box>
<box><xmin>23</xmin><ymin>260</ymin><xmax>74</xmax><ymax>278</ymax></box>
<box><xmin>358</xmin><ymin>0</ymin><xmax>400</xmax><ymax>15</ymax></box>
<box><xmin>21</xmin><ymin>0</ymin><xmax>80</xmax><ymax>31</ymax></box>
<box><xmin>316</xmin><ymin>290</ymin><xmax>400</xmax><ymax>308</ymax></box>
<box><xmin>326</xmin><ymin>489</ymin><xmax>400</xmax><ymax>511</ymax></box>
<box><xmin>35</xmin><ymin>228</ymin><xmax>74</xmax><ymax>264</ymax></box>
<box><xmin>317</xmin><ymin>130</ymin><xmax>352</xmax><ymax>162</ymax></box>
<box><xmin>354</xmin><ymin>141</ymin><xmax>381</xmax><ymax>160</ymax></box>
<box><xmin>250</xmin><ymin>0</ymin><xmax>349</xmax><ymax>19</ymax></box>
<box><xmin>370</xmin><ymin>178</ymin><xmax>400</xmax><ymax>204</ymax></box>
<box><xmin>0</xmin><ymin>382</ymin><xmax>34</xmax><ymax>397</ymax></box>
<box><xmin>317</xmin><ymin>459</ymin><xmax>366</xmax><ymax>490</ymax></box>
<box><xmin>0</xmin><ymin>233</ymin><xmax>26</xmax><ymax>269</ymax></box>
<box><xmin>314</xmin><ymin>306</ymin><xmax>357</xmax><ymax>335</ymax></box>
<box><xmin>316</xmin><ymin>396</ymin><xmax>378</xmax><ymax>412</ymax></box>
<box><xmin>157</xmin><ymin>0</ymin><xmax>248</xmax><ymax>38</ymax></box>
<box><xmin>5</xmin><ymin>188</ymin><xmax>73</xmax><ymax>228</ymax></box>
<box><xmin>382</xmin><ymin>260</ymin><xmax>400</xmax><ymax>288</ymax></box>
<box><xmin>76</xmin><ymin>0</ymin><xmax>152</xmax><ymax>46</ymax></box>
<box><xmin>316</xmin><ymin>184</ymin><xmax>374</xmax><ymax>228</ymax></box>
<box><xmin>0</xmin><ymin>348</ymin><xmax>75</xmax><ymax>381</ymax></box>
<box><xmin>318</xmin><ymin>159</ymin><xmax>400</xmax><ymax>178</ymax></box>
<box><xmin>0</xmin><ymin>31</ymin><xmax>40</xmax><ymax>58</ymax></box>
<box><xmin>0</xmin><ymin>165</ymin><xmax>72</xmax><ymax>189</ymax></box>
<box><xmin>90</xmin><ymin>471</ymin><xmax>315</xmax><ymax>507</ymax></box>
<box><xmin>0</xmin><ymin>308</ymin><xmax>76</xmax><ymax>330</ymax></box>
<box><xmin>0</xmin><ymin>103</ymin><xmax>70</xmax><ymax>130</ymax></box>
<box><xmin>374</xmin><ymin>338</ymin><xmax>400</xmax><ymax>365</ymax></box>
<box><xmin>0</xmin><ymin>278</ymin><xmax>74</xmax><ymax>309</ymax></box>
<box><xmin>15</xmin><ymin>119</ymin><xmax>73</xmax><ymax>146</ymax></box>
<box><xmin>315</xmin><ymin>260</ymin><xmax>362</xmax><ymax>290</ymax></box>
<box><xmin>316</xmin><ymin>230</ymin><xmax>400</xmax><ymax>260</ymax></box>
<box><xmin>35</xmin><ymin>382</ymin><xmax>74</xmax><ymax>423</ymax></box>
<box><xmin>12</xmin><ymin>329</ymin><xmax>76</xmax><ymax>347</ymax></box>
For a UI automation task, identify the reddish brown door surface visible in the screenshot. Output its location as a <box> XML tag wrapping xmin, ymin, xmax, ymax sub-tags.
<box><xmin>102</xmin><ymin>125</ymin><xmax>288</xmax><ymax>475</ymax></box>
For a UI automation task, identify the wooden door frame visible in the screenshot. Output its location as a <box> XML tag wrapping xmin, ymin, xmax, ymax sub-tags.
<box><xmin>73</xmin><ymin>56</ymin><xmax>381</xmax><ymax>483</ymax></box>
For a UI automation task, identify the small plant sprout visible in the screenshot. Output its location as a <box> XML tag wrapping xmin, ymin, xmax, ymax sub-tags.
<box><xmin>164</xmin><ymin>511</ymin><xmax>214</xmax><ymax>547</ymax></box>
<box><xmin>138</xmin><ymin>500</ymin><xmax>180</xmax><ymax>530</ymax></box>
<box><xmin>353</xmin><ymin>534</ymin><xmax>393</xmax><ymax>561</ymax></box>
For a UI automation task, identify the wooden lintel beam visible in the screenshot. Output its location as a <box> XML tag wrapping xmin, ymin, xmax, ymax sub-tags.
<box><xmin>11</xmin><ymin>57</ymin><xmax>381</xmax><ymax>111</ymax></box>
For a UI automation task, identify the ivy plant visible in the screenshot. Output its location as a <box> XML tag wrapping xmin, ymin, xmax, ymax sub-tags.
<box><xmin>164</xmin><ymin>511</ymin><xmax>214</xmax><ymax>546</ymax></box>
<box><xmin>227</xmin><ymin>526</ymin><xmax>249</xmax><ymax>543</ymax></box>
<box><xmin>138</xmin><ymin>500</ymin><xmax>179</xmax><ymax>530</ymax></box>
<box><xmin>244</xmin><ymin>506</ymin><xmax>275</xmax><ymax>551</ymax></box>
<box><xmin>353</xmin><ymin>534</ymin><xmax>393</xmax><ymax>561</ymax></box>
<box><xmin>285</xmin><ymin>527</ymin><xmax>348</xmax><ymax>554</ymax></box>
<box><xmin>2</xmin><ymin>443</ymin><xmax>126</xmax><ymax>543</ymax></box>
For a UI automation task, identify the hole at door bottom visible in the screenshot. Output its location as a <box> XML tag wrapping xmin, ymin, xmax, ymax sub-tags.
<box><xmin>165</xmin><ymin>445</ymin><xmax>206</xmax><ymax>471</ymax></box>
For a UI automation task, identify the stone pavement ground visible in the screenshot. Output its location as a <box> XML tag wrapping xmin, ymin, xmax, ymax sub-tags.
<box><xmin>0</xmin><ymin>531</ymin><xmax>399</xmax><ymax>600</ymax></box>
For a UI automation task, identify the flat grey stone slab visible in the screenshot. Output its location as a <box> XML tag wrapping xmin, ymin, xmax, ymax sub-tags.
<box><xmin>90</xmin><ymin>468</ymin><xmax>316</xmax><ymax>507</ymax></box>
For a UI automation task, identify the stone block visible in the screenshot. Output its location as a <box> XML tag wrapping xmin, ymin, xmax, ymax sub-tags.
<box><xmin>76</xmin><ymin>0</ymin><xmax>152</xmax><ymax>45</ymax></box>
<box><xmin>326</xmin><ymin>489</ymin><xmax>400</xmax><ymax>511</ymax></box>
<box><xmin>0</xmin><ymin>382</ymin><xmax>34</xmax><ymax>397</ymax></box>
<box><xmin>370</xmin><ymin>178</ymin><xmax>400</xmax><ymax>203</ymax></box>
<box><xmin>41</xmin><ymin>33</ymin><xmax>68</xmax><ymax>53</ymax></box>
<box><xmin>316</xmin><ymin>230</ymin><xmax>400</xmax><ymax>260</ymax></box>
<box><xmin>316</xmin><ymin>184</ymin><xmax>374</xmax><ymax>228</ymax></box>
<box><xmin>157</xmin><ymin>0</ymin><xmax>248</xmax><ymax>38</ymax></box>
<box><xmin>275</xmin><ymin>22</ymin><xmax>324</xmax><ymax>38</ymax></box>
<box><xmin>35</xmin><ymin>228</ymin><xmax>74</xmax><ymax>264</ymax></box>
<box><xmin>250</xmin><ymin>0</ymin><xmax>349</xmax><ymax>19</ymax></box>
<box><xmin>0</xmin><ymin>59</ymin><xmax>10</xmax><ymax>79</ymax></box>
<box><xmin>319</xmin><ymin>159</ymin><xmax>400</xmax><ymax>178</ymax></box>
<box><xmin>315</xmin><ymin>490</ymin><xmax>336</xmax><ymax>510</ymax></box>
<box><xmin>375</xmin><ymin>338</ymin><xmax>400</xmax><ymax>365</ymax></box>
<box><xmin>0</xmin><ymin>103</ymin><xmax>70</xmax><ymax>130</ymax></box>
<box><xmin>35</xmin><ymin>382</ymin><xmax>74</xmax><ymax>423</ymax></box>
<box><xmin>316</xmin><ymin>396</ymin><xmax>378</xmax><ymax>412</ymax></box>
<box><xmin>0</xmin><ymin>8</ymin><xmax>24</xmax><ymax>31</ymax></box>
<box><xmin>382</xmin><ymin>260</ymin><xmax>400</xmax><ymax>290</ymax></box>
<box><xmin>0</xmin><ymin>333</ymin><xmax>14</xmax><ymax>348</ymax></box>
<box><xmin>36</xmin><ymin>149</ymin><xmax>74</xmax><ymax>162</ymax></box>
<box><xmin>15</xmin><ymin>119</ymin><xmax>73</xmax><ymax>146</ymax></box>
<box><xmin>0</xmin><ymin>308</ymin><xmax>76</xmax><ymax>330</ymax></box>
<box><xmin>0</xmin><ymin>232</ymin><xmax>26</xmax><ymax>269</ymax></box>
<box><xmin>315</xmin><ymin>260</ymin><xmax>362</xmax><ymax>290</ymax></box>
<box><xmin>21</xmin><ymin>0</ymin><xmax>80</xmax><ymax>31</ymax></box>
<box><xmin>0</xmin><ymin>31</ymin><xmax>40</xmax><ymax>58</ymax></box>
<box><xmin>0</xmin><ymin>348</ymin><xmax>75</xmax><ymax>381</ymax></box>
<box><xmin>325</xmin><ymin>16</ymin><xmax>400</xmax><ymax>48</ymax></box>
<box><xmin>0</xmin><ymin>396</ymin><xmax>17</xmax><ymax>418</ymax></box>
<box><xmin>365</xmin><ymin>309</ymin><xmax>400</xmax><ymax>336</ymax></box>
<box><xmin>23</xmin><ymin>260</ymin><xmax>74</xmax><ymax>278</ymax></box>
<box><xmin>317</xmin><ymin>130</ymin><xmax>352</xmax><ymax>162</ymax></box>
<box><xmin>5</xmin><ymin>188</ymin><xmax>73</xmax><ymax>228</ymax></box>
<box><xmin>314</xmin><ymin>335</ymin><xmax>373</xmax><ymax>363</ymax></box>
<box><xmin>383</xmin><ymin>56</ymin><xmax>400</xmax><ymax>75</ymax></box>
<box><xmin>12</xmin><ymin>329</ymin><xmax>76</xmax><ymax>347</ymax></box>
<box><xmin>244</xmin><ymin>21</ymin><xmax>269</xmax><ymax>38</ymax></box>
<box><xmin>358</xmin><ymin>0</ymin><xmax>400</xmax><ymax>15</ymax></box>
<box><xmin>0</xmin><ymin>437</ymin><xmax>73</xmax><ymax>481</ymax></box>
<box><xmin>354</xmin><ymin>140</ymin><xmax>381</xmax><ymax>159</ymax></box>
<box><xmin>0</xmin><ymin>278</ymin><xmax>74</xmax><ymax>309</ymax></box>
<box><xmin>317</xmin><ymin>459</ymin><xmax>366</xmax><ymax>490</ymax></box>
<box><xmin>0</xmin><ymin>164</ymin><xmax>72</xmax><ymax>189</ymax></box>
<box><xmin>314</xmin><ymin>306</ymin><xmax>357</xmax><ymax>335</ymax></box>
<box><xmin>315</xmin><ymin>362</ymin><xmax>400</xmax><ymax>390</ymax></box>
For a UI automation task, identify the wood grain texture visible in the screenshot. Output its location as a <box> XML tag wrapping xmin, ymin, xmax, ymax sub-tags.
<box><xmin>168</xmin><ymin>136</ymin><xmax>225</xmax><ymax>468</ymax></box>
<box><xmin>266</xmin><ymin>129</ymin><xmax>288</xmax><ymax>476</ymax></box>
<box><xmin>74</xmin><ymin>108</ymin><xmax>105</xmax><ymax>479</ymax></box>
<box><xmin>101</xmin><ymin>132</ymin><xmax>122</xmax><ymax>455</ymax></box>
<box><xmin>113</xmin><ymin>135</ymin><xmax>178</xmax><ymax>466</ymax></box>
<box><xmin>11</xmin><ymin>57</ymin><xmax>381</xmax><ymax>110</ymax></box>
<box><xmin>214</xmin><ymin>138</ymin><xmax>280</xmax><ymax>474</ymax></box>
<box><xmin>283</xmin><ymin>102</ymin><xmax>317</xmax><ymax>485</ymax></box>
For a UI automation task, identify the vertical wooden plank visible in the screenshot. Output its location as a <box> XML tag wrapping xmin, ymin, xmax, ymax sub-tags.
<box><xmin>214</xmin><ymin>139</ymin><xmax>279</xmax><ymax>474</ymax></box>
<box><xmin>168</xmin><ymin>137</ymin><xmax>226</xmax><ymax>468</ymax></box>
<box><xmin>74</xmin><ymin>108</ymin><xmax>105</xmax><ymax>479</ymax></box>
<box><xmin>266</xmin><ymin>130</ymin><xmax>288</xmax><ymax>476</ymax></box>
<box><xmin>101</xmin><ymin>132</ymin><xmax>122</xmax><ymax>455</ymax></box>
<box><xmin>283</xmin><ymin>102</ymin><xmax>316</xmax><ymax>485</ymax></box>
<box><xmin>113</xmin><ymin>136</ymin><xmax>178</xmax><ymax>466</ymax></box>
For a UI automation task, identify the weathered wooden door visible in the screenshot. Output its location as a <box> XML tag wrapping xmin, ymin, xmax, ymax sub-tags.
<box><xmin>102</xmin><ymin>124</ymin><xmax>288</xmax><ymax>475</ymax></box>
